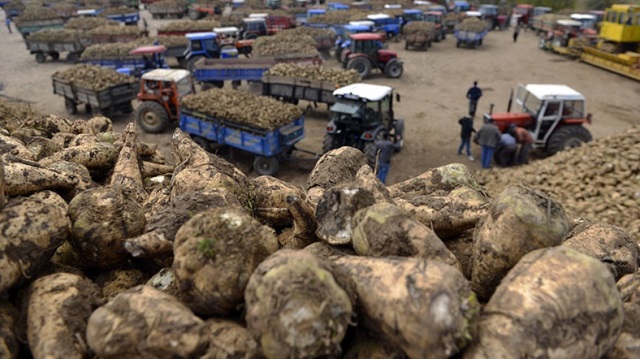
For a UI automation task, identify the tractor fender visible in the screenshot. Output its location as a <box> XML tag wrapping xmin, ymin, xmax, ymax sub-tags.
<box><xmin>393</xmin><ymin>119</ymin><xmax>405</xmax><ymax>139</ymax></box>
<box><xmin>378</xmin><ymin>49</ymin><xmax>398</xmax><ymax>63</ymax></box>
<box><xmin>360</xmin><ymin>126</ymin><xmax>385</xmax><ymax>142</ymax></box>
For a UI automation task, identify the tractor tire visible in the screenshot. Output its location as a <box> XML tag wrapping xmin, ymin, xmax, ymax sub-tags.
<box><xmin>49</xmin><ymin>51</ymin><xmax>60</xmax><ymax>61</ymax></box>
<box><xmin>322</xmin><ymin>133</ymin><xmax>337</xmax><ymax>154</ymax></box>
<box><xmin>392</xmin><ymin>119</ymin><xmax>404</xmax><ymax>152</ymax></box>
<box><xmin>136</xmin><ymin>101</ymin><xmax>169</xmax><ymax>134</ymax></box>
<box><xmin>67</xmin><ymin>52</ymin><xmax>79</xmax><ymax>63</ymax></box>
<box><xmin>456</xmin><ymin>40</ymin><xmax>461</xmax><ymax>48</ymax></box>
<box><xmin>334</xmin><ymin>48</ymin><xmax>342</xmax><ymax>61</ymax></box>
<box><xmin>188</xmin><ymin>9</ymin><xmax>200</xmax><ymax>20</ymax></box>
<box><xmin>384</xmin><ymin>60</ymin><xmax>403</xmax><ymax>78</ymax></box>
<box><xmin>478</xmin><ymin>38</ymin><xmax>483</xmax><ymax>46</ymax></box>
<box><xmin>192</xmin><ymin>136</ymin><xmax>211</xmax><ymax>152</ymax></box>
<box><xmin>347</xmin><ymin>57</ymin><xmax>371</xmax><ymax>79</ymax></box>
<box><xmin>35</xmin><ymin>53</ymin><xmax>46</xmax><ymax>63</ymax></box>
<box><xmin>546</xmin><ymin>125</ymin><xmax>592</xmax><ymax>156</ymax></box>
<box><xmin>253</xmin><ymin>156</ymin><xmax>280</xmax><ymax>176</ymax></box>
<box><xmin>64</xmin><ymin>99</ymin><xmax>77</xmax><ymax>115</ymax></box>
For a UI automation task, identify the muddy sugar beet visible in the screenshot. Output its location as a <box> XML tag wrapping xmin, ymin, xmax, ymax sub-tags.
<box><xmin>0</xmin><ymin>116</ymin><xmax>639</xmax><ymax>358</ymax></box>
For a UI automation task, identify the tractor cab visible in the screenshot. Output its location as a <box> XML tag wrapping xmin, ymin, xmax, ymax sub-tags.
<box><xmin>452</xmin><ymin>1</ymin><xmax>471</xmax><ymax>13</ymax></box>
<box><xmin>136</xmin><ymin>69</ymin><xmax>194</xmax><ymax>133</ymax></box>
<box><xmin>366</xmin><ymin>13</ymin><xmax>402</xmax><ymax>39</ymax></box>
<box><xmin>184</xmin><ymin>32</ymin><xmax>221</xmax><ymax>70</ymax></box>
<box><xmin>569</xmin><ymin>13</ymin><xmax>598</xmax><ymax>33</ymax></box>
<box><xmin>129</xmin><ymin>45</ymin><xmax>168</xmax><ymax>76</ymax></box>
<box><xmin>423</xmin><ymin>11</ymin><xmax>446</xmax><ymax>41</ymax></box>
<box><xmin>335</xmin><ymin>22</ymin><xmax>375</xmax><ymax>60</ymax></box>
<box><xmin>324</xmin><ymin>83</ymin><xmax>404</xmax><ymax>166</ymax></box>
<box><xmin>214</xmin><ymin>26</ymin><xmax>240</xmax><ymax>48</ymax></box>
<box><xmin>478</xmin><ymin>4</ymin><xmax>505</xmax><ymax>30</ymax></box>
<box><xmin>552</xmin><ymin>19</ymin><xmax>583</xmax><ymax>46</ymax></box>
<box><xmin>485</xmin><ymin>84</ymin><xmax>592</xmax><ymax>156</ymax></box>
<box><xmin>401</xmin><ymin>9</ymin><xmax>423</xmax><ymax>25</ymax></box>
<box><xmin>343</xmin><ymin>33</ymin><xmax>402</xmax><ymax>79</ymax></box>
<box><xmin>242</xmin><ymin>17</ymin><xmax>268</xmax><ymax>39</ymax></box>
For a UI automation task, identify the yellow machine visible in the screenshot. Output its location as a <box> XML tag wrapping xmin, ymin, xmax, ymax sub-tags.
<box><xmin>580</xmin><ymin>4</ymin><xmax>640</xmax><ymax>81</ymax></box>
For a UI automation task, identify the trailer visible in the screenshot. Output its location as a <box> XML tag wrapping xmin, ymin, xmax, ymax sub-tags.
<box><xmin>15</xmin><ymin>18</ymin><xmax>65</xmax><ymax>38</ymax></box>
<box><xmin>454</xmin><ymin>28</ymin><xmax>488</xmax><ymax>48</ymax></box>
<box><xmin>404</xmin><ymin>31</ymin><xmax>433</xmax><ymax>51</ymax></box>
<box><xmin>104</xmin><ymin>11</ymin><xmax>140</xmax><ymax>25</ymax></box>
<box><xmin>25</xmin><ymin>38</ymin><xmax>90</xmax><ymax>63</ymax></box>
<box><xmin>192</xmin><ymin>54</ymin><xmax>323</xmax><ymax>89</ymax></box>
<box><xmin>179</xmin><ymin>108</ymin><xmax>305</xmax><ymax>175</ymax></box>
<box><xmin>52</xmin><ymin>76</ymin><xmax>139</xmax><ymax>116</ymax></box>
<box><xmin>148</xmin><ymin>2</ymin><xmax>186</xmax><ymax>19</ymax></box>
<box><xmin>261</xmin><ymin>74</ymin><xmax>345</xmax><ymax>107</ymax></box>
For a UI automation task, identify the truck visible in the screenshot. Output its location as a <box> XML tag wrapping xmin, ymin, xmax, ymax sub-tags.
<box><xmin>484</xmin><ymin>83</ymin><xmax>592</xmax><ymax>157</ymax></box>
<box><xmin>261</xmin><ymin>73</ymin><xmax>347</xmax><ymax>107</ymax></box>
<box><xmin>322</xmin><ymin>83</ymin><xmax>404</xmax><ymax>167</ymax></box>
<box><xmin>179</xmin><ymin>108</ymin><xmax>305</xmax><ymax>176</ymax></box>
<box><xmin>14</xmin><ymin>18</ymin><xmax>65</xmax><ymax>38</ymax></box>
<box><xmin>52</xmin><ymin>73</ymin><xmax>139</xmax><ymax>117</ymax></box>
<box><xmin>191</xmin><ymin>53</ymin><xmax>323</xmax><ymax>89</ymax></box>
<box><xmin>454</xmin><ymin>27</ymin><xmax>488</xmax><ymax>48</ymax></box>
<box><xmin>579</xmin><ymin>4</ymin><xmax>640</xmax><ymax>82</ymax></box>
<box><xmin>25</xmin><ymin>37</ymin><xmax>90</xmax><ymax>63</ymax></box>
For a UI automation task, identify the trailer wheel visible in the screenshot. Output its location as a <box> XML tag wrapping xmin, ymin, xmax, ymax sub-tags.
<box><xmin>67</xmin><ymin>52</ymin><xmax>79</xmax><ymax>63</ymax></box>
<box><xmin>253</xmin><ymin>156</ymin><xmax>280</xmax><ymax>176</ymax></box>
<box><xmin>49</xmin><ymin>51</ymin><xmax>60</xmax><ymax>61</ymax></box>
<box><xmin>136</xmin><ymin>101</ymin><xmax>169</xmax><ymax>133</ymax></box>
<box><xmin>64</xmin><ymin>99</ymin><xmax>77</xmax><ymax>115</ymax></box>
<box><xmin>35</xmin><ymin>53</ymin><xmax>46</xmax><ymax>63</ymax></box>
<box><xmin>546</xmin><ymin>125</ymin><xmax>592</xmax><ymax>156</ymax></box>
<box><xmin>188</xmin><ymin>9</ymin><xmax>200</xmax><ymax>20</ymax></box>
<box><xmin>192</xmin><ymin>136</ymin><xmax>211</xmax><ymax>152</ymax></box>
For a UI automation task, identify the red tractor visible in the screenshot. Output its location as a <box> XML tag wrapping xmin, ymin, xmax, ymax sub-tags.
<box><xmin>341</xmin><ymin>33</ymin><xmax>403</xmax><ymax>79</ymax></box>
<box><xmin>135</xmin><ymin>69</ymin><xmax>195</xmax><ymax>133</ymax></box>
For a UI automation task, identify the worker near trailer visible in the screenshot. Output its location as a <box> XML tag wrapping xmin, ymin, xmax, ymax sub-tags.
<box><xmin>474</xmin><ymin>117</ymin><xmax>501</xmax><ymax>169</ymax></box>
<box><xmin>457</xmin><ymin>115</ymin><xmax>475</xmax><ymax>161</ymax></box>
<box><xmin>375</xmin><ymin>136</ymin><xmax>400</xmax><ymax>184</ymax></box>
<box><xmin>466</xmin><ymin>81</ymin><xmax>483</xmax><ymax>117</ymax></box>
<box><xmin>5</xmin><ymin>17</ymin><xmax>12</xmax><ymax>34</ymax></box>
<box><xmin>508</xmin><ymin>124</ymin><xmax>533</xmax><ymax>165</ymax></box>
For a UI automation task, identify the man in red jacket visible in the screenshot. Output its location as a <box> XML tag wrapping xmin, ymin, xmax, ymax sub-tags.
<box><xmin>508</xmin><ymin>124</ymin><xmax>533</xmax><ymax>165</ymax></box>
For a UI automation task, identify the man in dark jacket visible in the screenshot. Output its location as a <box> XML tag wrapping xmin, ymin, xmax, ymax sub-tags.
<box><xmin>466</xmin><ymin>81</ymin><xmax>483</xmax><ymax>117</ymax></box>
<box><xmin>375</xmin><ymin>137</ymin><xmax>400</xmax><ymax>184</ymax></box>
<box><xmin>457</xmin><ymin>115</ymin><xmax>475</xmax><ymax>161</ymax></box>
<box><xmin>475</xmin><ymin>117</ymin><xmax>501</xmax><ymax>169</ymax></box>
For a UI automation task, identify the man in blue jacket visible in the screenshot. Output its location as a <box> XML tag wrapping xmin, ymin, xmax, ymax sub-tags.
<box><xmin>466</xmin><ymin>81</ymin><xmax>483</xmax><ymax>117</ymax></box>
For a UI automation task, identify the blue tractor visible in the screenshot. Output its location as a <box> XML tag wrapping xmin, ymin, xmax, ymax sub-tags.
<box><xmin>367</xmin><ymin>13</ymin><xmax>402</xmax><ymax>41</ymax></box>
<box><xmin>401</xmin><ymin>9</ymin><xmax>423</xmax><ymax>27</ymax></box>
<box><xmin>184</xmin><ymin>32</ymin><xmax>222</xmax><ymax>72</ymax></box>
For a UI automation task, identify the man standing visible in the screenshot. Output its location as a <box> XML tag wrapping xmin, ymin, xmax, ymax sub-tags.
<box><xmin>508</xmin><ymin>124</ymin><xmax>533</xmax><ymax>165</ymax></box>
<box><xmin>457</xmin><ymin>115</ymin><xmax>475</xmax><ymax>161</ymax></box>
<box><xmin>466</xmin><ymin>81</ymin><xmax>483</xmax><ymax>117</ymax></box>
<box><xmin>374</xmin><ymin>137</ymin><xmax>400</xmax><ymax>184</ymax></box>
<box><xmin>475</xmin><ymin>117</ymin><xmax>501</xmax><ymax>169</ymax></box>
<box><xmin>513</xmin><ymin>24</ymin><xmax>520</xmax><ymax>43</ymax></box>
<box><xmin>5</xmin><ymin>17</ymin><xmax>12</xmax><ymax>34</ymax></box>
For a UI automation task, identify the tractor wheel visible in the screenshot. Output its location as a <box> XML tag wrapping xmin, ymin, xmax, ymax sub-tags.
<box><xmin>35</xmin><ymin>53</ymin><xmax>46</xmax><ymax>63</ymax></box>
<box><xmin>64</xmin><ymin>99</ymin><xmax>77</xmax><ymax>115</ymax></box>
<box><xmin>347</xmin><ymin>57</ymin><xmax>371</xmax><ymax>79</ymax></box>
<box><xmin>479</xmin><ymin>38</ymin><xmax>483</xmax><ymax>46</ymax></box>
<box><xmin>322</xmin><ymin>133</ymin><xmax>337</xmax><ymax>154</ymax></box>
<box><xmin>136</xmin><ymin>101</ymin><xmax>169</xmax><ymax>134</ymax></box>
<box><xmin>49</xmin><ymin>51</ymin><xmax>60</xmax><ymax>61</ymax></box>
<box><xmin>188</xmin><ymin>9</ymin><xmax>200</xmax><ymax>20</ymax></box>
<box><xmin>546</xmin><ymin>125</ymin><xmax>592</xmax><ymax>156</ymax></box>
<box><xmin>192</xmin><ymin>136</ymin><xmax>211</xmax><ymax>152</ymax></box>
<box><xmin>67</xmin><ymin>52</ymin><xmax>79</xmax><ymax>63</ymax></box>
<box><xmin>456</xmin><ymin>40</ymin><xmax>461</xmax><ymax>48</ymax></box>
<box><xmin>334</xmin><ymin>48</ymin><xmax>342</xmax><ymax>61</ymax></box>
<box><xmin>384</xmin><ymin>60</ymin><xmax>403</xmax><ymax>78</ymax></box>
<box><xmin>253</xmin><ymin>156</ymin><xmax>280</xmax><ymax>176</ymax></box>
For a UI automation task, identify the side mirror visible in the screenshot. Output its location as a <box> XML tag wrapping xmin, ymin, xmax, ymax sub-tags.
<box><xmin>395</xmin><ymin>93</ymin><xmax>401</xmax><ymax>102</ymax></box>
<box><xmin>586</xmin><ymin>113</ymin><xmax>592</xmax><ymax>123</ymax></box>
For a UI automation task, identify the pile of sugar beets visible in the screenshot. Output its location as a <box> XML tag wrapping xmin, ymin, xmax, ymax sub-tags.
<box><xmin>1</xmin><ymin>112</ymin><xmax>639</xmax><ymax>358</ymax></box>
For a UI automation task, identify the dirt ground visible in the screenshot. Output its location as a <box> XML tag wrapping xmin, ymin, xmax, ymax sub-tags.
<box><xmin>2</xmin><ymin>10</ymin><xmax>639</xmax><ymax>188</ymax></box>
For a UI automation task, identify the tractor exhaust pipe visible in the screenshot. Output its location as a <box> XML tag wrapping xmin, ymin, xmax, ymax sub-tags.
<box><xmin>489</xmin><ymin>103</ymin><xmax>494</xmax><ymax>115</ymax></box>
<box><xmin>507</xmin><ymin>88</ymin><xmax>514</xmax><ymax>112</ymax></box>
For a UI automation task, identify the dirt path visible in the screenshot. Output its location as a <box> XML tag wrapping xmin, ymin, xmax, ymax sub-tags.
<box><xmin>2</xmin><ymin>10</ymin><xmax>639</xmax><ymax>188</ymax></box>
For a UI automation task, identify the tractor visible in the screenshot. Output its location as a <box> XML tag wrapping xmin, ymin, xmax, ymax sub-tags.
<box><xmin>134</xmin><ymin>69</ymin><xmax>195</xmax><ymax>133</ymax></box>
<box><xmin>342</xmin><ymin>33</ymin><xmax>403</xmax><ymax>79</ymax></box>
<box><xmin>485</xmin><ymin>84</ymin><xmax>592</xmax><ymax>158</ymax></box>
<box><xmin>184</xmin><ymin>32</ymin><xmax>221</xmax><ymax>72</ymax></box>
<box><xmin>323</xmin><ymin>83</ymin><xmax>404</xmax><ymax>167</ymax></box>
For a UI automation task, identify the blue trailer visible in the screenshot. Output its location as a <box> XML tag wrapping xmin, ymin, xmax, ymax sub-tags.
<box><xmin>105</xmin><ymin>11</ymin><xmax>140</xmax><ymax>26</ymax></box>
<box><xmin>454</xmin><ymin>28</ymin><xmax>488</xmax><ymax>48</ymax></box>
<box><xmin>179</xmin><ymin>108</ymin><xmax>305</xmax><ymax>175</ymax></box>
<box><xmin>81</xmin><ymin>45</ymin><xmax>168</xmax><ymax>77</ymax></box>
